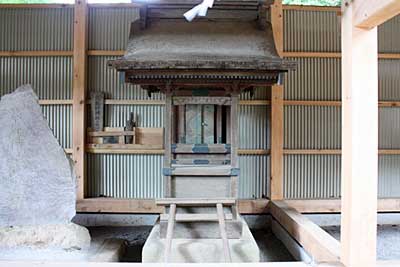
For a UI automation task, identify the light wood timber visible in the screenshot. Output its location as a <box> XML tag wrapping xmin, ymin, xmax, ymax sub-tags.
<box><xmin>284</xmin><ymin>100</ymin><xmax>341</xmax><ymax>106</ymax></box>
<box><xmin>282</xmin><ymin>4</ymin><xmax>340</xmax><ymax>12</ymax></box>
<box><xmin>271</xmin><ymin>0</ymin><xmax>283</xmax><ymax>57</ymax></box>
<box><xmin>73</xmin><ymin>0</ymin><xmax>88</xmax><ymax>200</ymax></box>
<box><xmin>38</xmin><ymin>99</ymin><xmax>73</xmax><ymax>105</ymax></box>
<box><xmin>270</xmin><ymin>200</ymin><xmax>341</xmax><ymax>262</ymax></box>
<box><xmin>284</xmin><ymin>149</ymin><xmax>341</xmax><ymax>155</ymax></box>
<box><xmin>217</xmin><ymin>203</ymin><xmax>232</xmax><ymax>262</ymax></box>
<box><xmin>164</xmin><ymin>88</ymin><xmax>172</xmax><ymax>197</ymax></box>
<box><xmin>341</xmin><ymin>2</ymin><xmax>379</xmax><ymax>266</ymax></box>
<box><xmin>285</xmin><ymin>198</ymin><xmax>400</xmax><ymax>213</ymax></box>
<box><xmin>353</xmin><ymin>0</ymin><xmax>400</xmax><ymax>30</ymax></box>
<box><xmin>156</xmin><ymin>198</ymin><xmax>236</xmax><ymax>206</ymax></box>
<box><xmin>0</xmin><ymin>51</ymin><xmax>73</xmax><ymax>57</ymax></box>
<box><xmin>230</xmin><ymin>90</ymin><xmax>239</xmax><ymax>198</ymax></box>
<box><xmin>76</xmin><ymin>198</ymin><xmax>164</xmax><ymax>213</ymax></box>
<box><xmin>271</xmin><ymin>85</ymin><xmax>284</xmax><ymax>200</ymax></box>
<box><xmin>160</xmin><ymin>213</ymin><xmax>233</xmax><ymax>222</ymax></box>
<box><xmin>164</xmin><ymin>203</ymin><xmax>176</xmax><ymax>263</ymax></box>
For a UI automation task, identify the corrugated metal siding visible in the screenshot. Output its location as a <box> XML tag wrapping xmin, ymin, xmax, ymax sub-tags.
<box><xmin>284</xmin><ymin>10</ymin><xmax>340</xmax><ymax>52</ymax></box>
<box><xmin>239</xmin><ymin>155</ymin><xmax>269</xmax><ymax>199</ymax></box>
<box><xmin>379</xmin><ymin>155</ymin><xmax>400</xmax><ymax>197</ymax></box>
<box><xmin>0</xmin><ymin>56</ymin><xmax>72</xmax><ymax>99</ymax></box>
<box><xmin>88</xmin><ymin>56</ymin><xmax>163</xmax><ymax>100</ymax></box>
<box><xmin>284</xmin><ymin>57</ymin><xmax>341</xmax><ymax>100</ymax></box>
<box><xmin>379</xmin><ymin>107</ymin><xmax>400</xmax><ymax>149</ymax></box>
<box><xmin>41</xmin><ymin>105</ymin><xmax>72</xmax><ymax>149</ymax></box>
<box><xmin>378</xmin><ymin>15</ymin><xmax>400</xmax><ymax>54</ymax></box>
<box><xmin>0</xmin><ymin>8</ymin><xmax>73</xmax><ymax>51</ymax></box>
<box><xmin>284</xmin><ymin>106</ymin><xmax>341</xmax><ymax>149</ymax></box>
<box><xmin>379</xmin><ymin>59</ymin><xmax>400</xmax><ymax>101</ymax></box>
<box><xmin>239</xmin><ymin>105</ymin><xmax>270</xmax><ymax>150</ymax></box>
<box><xmin>87</xmin><ymin>154</ymin><xmax>269</xmax><ymax>199</ymax></box>
<box><xmin>88</xmin><ymin>7</ymin><xmax>140</xmax><ymax>50</ymax></box>
<box><xmin>284</xmin><ymin>155</ymin><xmax>341</xmax><ymax>199</ymax></box>
<box><xmin>101</xmin><ymin>105</ymin><xmax>164</xmax><ymax>128</ymax></box>
<box><xmin>87</xmin><ymin>154</ymin><xmax>164</xmax><ymax>198</ymax></box>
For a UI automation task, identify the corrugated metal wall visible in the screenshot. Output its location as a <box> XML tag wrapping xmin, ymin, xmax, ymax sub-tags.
<box><xmin>284</xmin><ymin>9</ymin><xmax>400</xmax><ymax>199</ymax></box>
<box><xmin>1</xmin><ymin>6</ymin><xmax>399</xmax><ymax>200</ymax></box>
<box><xmin>0</xmin><ymin>7</ymin><xmax>73</xmax><ymax>150</ymax></box>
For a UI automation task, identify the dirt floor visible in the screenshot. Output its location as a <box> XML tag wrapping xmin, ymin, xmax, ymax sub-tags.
<box><xmin>323</xmin><ymin>225</ymin><xmax>400</xmax><ymax>260</ymax></box>
<box><xmin>88</xmin><ymin>226</ymin><xmax>295</xmax><ymax>262</ymax></box>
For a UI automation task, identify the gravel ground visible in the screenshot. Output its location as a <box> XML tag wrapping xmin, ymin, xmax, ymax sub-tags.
<box><xmin>323</xmin><ymin>225</ymin><xmax>400</xmax><ymax>260</ymax></box>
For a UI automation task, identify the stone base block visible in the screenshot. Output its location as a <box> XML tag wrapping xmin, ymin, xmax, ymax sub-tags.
<box><xmin>142</xmin><ymin>217</ymin><xmax>260</xmax><ymax>263</ymax></box>
<box><xmin>0</xmin><ymin>223</ymin><xmax>91</xmax><ymax>250</ymax></box>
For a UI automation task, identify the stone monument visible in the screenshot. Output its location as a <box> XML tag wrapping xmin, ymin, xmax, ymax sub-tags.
<box><xmin>0</xmin><ymin>85</ymin><xmax>90</xmax><ymax>250</ymax></box>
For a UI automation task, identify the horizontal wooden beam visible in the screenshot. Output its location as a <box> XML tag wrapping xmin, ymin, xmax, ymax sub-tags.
<box><xmin>285</xmin><ymin>198</ymin><xmax>400</xmax><ymax>213</ymax></box>
<box><xmin>77</xmin><ymin>198</ymin><xmax>269</xmax><ymax>214</ymax></box>
<box><xmin>85</xmin><ymin>148</ymin><xmax>270</xmax><ymax>155</ymax></box>
<box><xmin>282</xmin><ymin>4</ymin><xmax>340</xmax><ymax>12</ymax></box>
<box><xmin>284</xmin><ymin>149</ymin><xmax>400</xmax><ymax>155</ymax></box>
<box><xmin>0</xmin><ymin>4</ymin><xmax>73</xmax><ymax>8</ymax></box>
<box><xmin>283</xmin><ymin>51</ymin><xmax>400</xmax><ymax>59</ymax></box>
<box><xmin>269</xmin><ymin>200</ymin><xmax>341</xmax><ymax>262</ymax></box>
<box><xmin>0</xmin><ymin>51</ymin><xmax>73</xmax><ymax>57</ymax></box>
<box><xmin>38</xmin><ymin>99</ymin><xmax>73</xmax><ymax>105</ymax></box>
<box><xmin>284</xmin><ymin>100</ymin><xmax>341</xmax><ymax>106</ymax></box>
<box><xmin>354</xmin><ymin>0</ymin><xmax>400</xmax><ymax>30</ymax></box>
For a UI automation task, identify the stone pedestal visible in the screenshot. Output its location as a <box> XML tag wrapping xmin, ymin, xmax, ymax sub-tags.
<box><xmin>142</xmin><ymin>217</ymin><xmax>260</xmax><ymax>263</ymax></box>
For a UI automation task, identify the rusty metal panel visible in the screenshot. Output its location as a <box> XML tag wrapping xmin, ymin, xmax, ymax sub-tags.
<box><xmin>0</xmin><ymin>7</ymin><xmax>73</xmax><ymax>51</ymax></box>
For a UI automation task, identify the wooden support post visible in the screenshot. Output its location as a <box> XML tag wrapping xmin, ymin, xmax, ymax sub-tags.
<box><xmin>164</xmin><ymin>203</ymin><xmax>176</xmax><ymax>263</ymax></box>
<box><xmin>217</xmin><ymin>203</ymin><xmax>232</xmax><ymax>262</ymax></box>
<box><xmin>230</xmin><ymin>89</ymin><xmax>239</xmax><ymax>198</ymax></box>
<box><xmin>271</xmin><ymin>85</ymin><xmax>284</xmax><ymax>200</ymax></box>
<box><xmin>164</xmin><ymin>85</ymin><xmax>173</xmax><ymax>197</ymax></box>
<box><xmin>271</xmin><ymin>0</ymin><xmax>283</xmax><ymax>57</ymax></box>
<box><xmin>73</xmin><ymin>0</ymin><xmax>88</xmax><ymax>200</ymax></box>
<box><xmin>341</xmin><ymin>1</ymin><xmax>379</xmax><ymax>267</ymax></box>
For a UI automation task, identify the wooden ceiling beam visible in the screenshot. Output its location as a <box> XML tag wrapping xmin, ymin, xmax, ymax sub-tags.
<box><xmin>353</xmin><ymin>0</ymin><xmax>400</xmax><ymax>29</ymax></box>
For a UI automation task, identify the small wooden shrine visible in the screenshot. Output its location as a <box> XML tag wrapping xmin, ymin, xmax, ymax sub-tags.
<box><xmin>109</xmin><ymin>0</ymin><xmax>295</xmax><ymax>262</ymax></box>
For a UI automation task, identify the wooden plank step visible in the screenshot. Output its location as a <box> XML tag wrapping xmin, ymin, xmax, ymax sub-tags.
<box><xmin>156</xmin><ymin>198</ymin><xmax>236</xmax><ymax>206</ymax></box>
<box><xmin>172</xmin><ymin>144</ymin><xmax>231</xmax><ymax>154</ymax></box>
<box><xmin>164</xmin><ymin>165</ymin><xmax>239</xmax><ymax>176</ymax></box>
<box><xmin>160</xmin><ymin>213</ymin><xmax>233</xmax><ymax>222</ymax></box>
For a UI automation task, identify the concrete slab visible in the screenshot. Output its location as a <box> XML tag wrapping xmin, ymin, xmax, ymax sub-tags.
<box><xmin>142</xmin><ymin>217</ymin><xmax>260</xmax><ymax>263</ymax></box>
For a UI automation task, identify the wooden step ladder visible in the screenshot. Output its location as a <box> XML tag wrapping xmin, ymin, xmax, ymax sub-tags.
<box><xmin>156</xmin><ymin>198</ymin><xmax>237</xmax><ymax>263</ymax></box>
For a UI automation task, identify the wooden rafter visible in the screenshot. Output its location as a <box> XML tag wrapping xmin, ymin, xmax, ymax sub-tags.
<box><xmin>353</xmin><ymin>0</ymin><xmax>400</xmax><ymax>29</ymax></box>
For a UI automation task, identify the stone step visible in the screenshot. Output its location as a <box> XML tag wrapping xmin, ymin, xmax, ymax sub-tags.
<box><xmin>156</xmin><ymin>198</ymin><xmax>236</xmax><ymax>207</ymax></box>
<box><xmin>172</xmin><ymin>144</ymin><xmax>231</xmax><ymax>154</ymax></box>
<box><xmin>164</xmin><ymin>165</ymin><xmax>239</xmax><ymax>176</ymax></box>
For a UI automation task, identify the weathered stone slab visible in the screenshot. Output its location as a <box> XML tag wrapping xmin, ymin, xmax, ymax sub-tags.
<box><xmin>0</xmin><ymin>223</ymin><xmax>91</xmax><ymax>250</ymax></box>
<box><xmin>0</xmin><ymin>85</ymin><xmax>76</xmax><ymax>227</ymax></box>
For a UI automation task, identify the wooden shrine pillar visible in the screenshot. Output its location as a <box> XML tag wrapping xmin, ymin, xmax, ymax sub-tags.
<box><xmin>341</xmin><ymin>2</ymin><xmax>378</xmax><ymax>267</ymax></box>
<box><xmin>73</xmin><ymin>0</ymin><xmax>88</xmax><ymax>200</ymax></box>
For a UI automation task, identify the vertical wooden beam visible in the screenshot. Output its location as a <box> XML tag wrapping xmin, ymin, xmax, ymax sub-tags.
<box><xmin>271</xmin><ymin>0</ymin><xmax>283</xmax><ymax>57</ymax></box>
<box><xmin>270</xmin><ymin>85</ymin><xmax>284</xmax><ymax>200</ymax></box>
<box><xmin>230</xmin><ymin>89</ymin><xmax>239</xmax><ymax>198</ymax></box>
<box><xmin>73</xmin><ymin>0</ymin><xmax>88</xmax><ymax>200</ymax></box>
<box><xmin>341</xmin><ymin>1</ymin><xmax>378</xmax><ymax>267</ymax></box>
<box><xmin>164</xmin><ymin>85</ymin><xmax>172</xmax><ymax>197</ymax></box>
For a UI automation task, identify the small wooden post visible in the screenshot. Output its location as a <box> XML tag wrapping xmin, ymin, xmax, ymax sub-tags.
<box><xmin>341</xmin><ymin>1</ymin><xmax>378</xmax><ymax>267</ymax></box>
<box><xmin>230</xmin><ymin>88</ymin><xmax>239</xmax><ymax>198</ymax></box>
<box><xmin>73</xmin><ymin>0</ymin><xmax>88</xmax><ymax>200</ymax></box>
<box><xmin>164</xmin><ymin>84</ymin><xmax>173</xmax><ymax>197</ymax></box>
<box><xmin>271</xmin><ymin>85</ymin><xmax>284</xmax><ymax>200</ymax></box>
<box><xmin>217</xmin><ymin>203</ymin><xmax>232</xmax><ymax>262</ymax></box>
<box><xmin>164</xmin><ymin>203</ymin><xmax>176</xmax><ymax>263</ymax></box>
